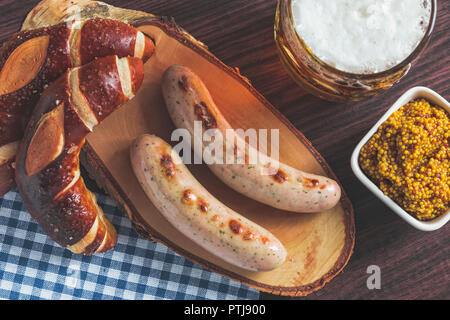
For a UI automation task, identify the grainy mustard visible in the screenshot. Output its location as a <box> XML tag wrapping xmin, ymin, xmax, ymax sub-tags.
<box><xmin>359</xmin><ymin>98</ymin><xmax>449</xmax><ymax>221</ymax></box>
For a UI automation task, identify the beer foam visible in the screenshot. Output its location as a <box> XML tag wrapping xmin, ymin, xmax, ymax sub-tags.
<box><xmin>291</xmin><ymin>0</ymin><xmax>431</xmax><ymax>74</ymax></box>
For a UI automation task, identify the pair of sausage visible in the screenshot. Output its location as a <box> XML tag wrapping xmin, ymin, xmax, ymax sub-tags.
<box><xmin>130</xmin><ymin>65</ymin><xmax>342</xmax><ymax>271</ymax></box>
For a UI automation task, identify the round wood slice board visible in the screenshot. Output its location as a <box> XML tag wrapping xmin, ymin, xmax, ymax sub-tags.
<box><xmin>82</xmin><ymin>19</ymin><xmax>355</xmax><ymax>296</ymax></box>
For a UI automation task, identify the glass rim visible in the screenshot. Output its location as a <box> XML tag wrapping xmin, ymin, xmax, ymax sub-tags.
<box><xmin>285</xmin><ymin>0</ymin><xmax>437</xmax><ymax>80</ymax></box>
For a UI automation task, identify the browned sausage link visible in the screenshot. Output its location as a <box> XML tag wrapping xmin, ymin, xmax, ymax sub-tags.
<box><xmin>16</xmin><ymin>56</ymin><xmax>145</xmax><ymax>254</ymax></box>
<box><xmin>130</xmin><ymin>134</ymin><xmax>287</xmax><ymax>271</ymax></box>
<box><xmin>0</xmin><ymin>18</ymin><xmax>155</xmax><ymax>195</ymax></box>
<box><xmin>162</xmin><ymin>65</ymin><xmax>342</xmax><ymax>213</ymax></box>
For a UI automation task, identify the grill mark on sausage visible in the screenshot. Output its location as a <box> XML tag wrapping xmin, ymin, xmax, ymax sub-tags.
<box><xmin>229</xmin><ymin>219</ymin><xmax>243</xmax><ymax>235</ymax></box>
<box><xmin>194</xmin><ymin>101</ymin><xmax>217</xmax><ymax>129</ymax></box>
<box><xmin>229</xmin><ymin>220</ymin><xmax>259</xmax><ymax>242</ymax></box>
<box><xmin>178</xmin><ymin>75</ymin><xmax>189</xmax><ymax>91</ymax></box>
<box><xmin>243</xmin><ymin>231</ymin><xmax>255</xmax><ymax>241</ymax></box>
<box><xmin>160</xmin><ymin>153</ymin><xmax>176</xmax><ymax>178</ymax></box>
<box><xmin>182</xmin><ymin>189</ymin><xmax>196</xmax><ymax>204</ymax></box>
<box><xmin>303</xmin><ymin>178</ymin><xmax>320</xmax><ymax>188</ymax></box>
<box><xmin>182</xmin><ymin>189</ymin><xmax>208</xmax><ymax>213</ymax></box>
<box><xmin>198</xmin><ymin>199</ymin><xmax>208</xmax><ymax>213</ymax></box>
<box><xmin>271</xmin><ymin>169</ymin><xmax>289</xmax><ymax>183</ymax></box>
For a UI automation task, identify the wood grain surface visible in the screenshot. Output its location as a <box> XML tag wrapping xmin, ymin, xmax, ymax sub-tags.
<box><xmin>0</xmin><ymin>0</ymin><xmax>448</xmax><ymax>299</ymax></box>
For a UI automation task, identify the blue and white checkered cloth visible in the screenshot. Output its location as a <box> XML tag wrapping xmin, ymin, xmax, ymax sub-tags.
<box><xmin>0</xmin><ymin>188</ymin><xmax>259</xmax><ymax>300</ymax></box>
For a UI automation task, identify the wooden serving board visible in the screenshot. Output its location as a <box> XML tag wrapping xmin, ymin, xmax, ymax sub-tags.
<box><xmin>81</xmin><ymin>18</ymin><xmax>355</xmax><ymax>296</ymax></box>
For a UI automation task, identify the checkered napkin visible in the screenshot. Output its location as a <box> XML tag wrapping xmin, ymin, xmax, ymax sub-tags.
<box><xmin>0</xmin><ymin>188</ymin><xmax>259</xmax><ymax>300</ymax></box>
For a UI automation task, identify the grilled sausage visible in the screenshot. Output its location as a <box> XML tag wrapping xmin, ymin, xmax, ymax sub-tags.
<box><xmin>131</xmin><ymin>134</ymin><xmax>287</xmax><ymax>271</ymax></box>
<box><xmin>161</xmin><ymin>65</ymin><xmax>341</xmax><ymax>213</ymax></box>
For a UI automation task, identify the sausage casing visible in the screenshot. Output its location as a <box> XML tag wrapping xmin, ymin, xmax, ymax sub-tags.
<box><xmin>162</xmin><ymin>65</ymin><xmax>341</xmax><ymax>213</ymax></box>
<box><xmin>131</xmin><ymin>134</ymin><xmax>287</xmax><ymax>272</ymax></box>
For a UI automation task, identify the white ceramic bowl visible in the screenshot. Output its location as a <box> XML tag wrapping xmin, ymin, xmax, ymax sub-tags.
<box><xmin>351</xmin><ymin>86</ymin><xmax>450</xmax><ymax>231</ymax></box>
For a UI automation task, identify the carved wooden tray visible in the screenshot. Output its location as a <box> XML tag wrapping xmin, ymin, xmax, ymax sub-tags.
<box><xmin>77</xmin><ymin>18</ymin><xmax>355</xmax><ymax>296</ymax></box>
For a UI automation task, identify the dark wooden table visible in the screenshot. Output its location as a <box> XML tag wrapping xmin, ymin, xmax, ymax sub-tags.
<box><xmin>0</xmin><ymin>0</ymin><xmax>448</xmax><ymax>300</ymax></box>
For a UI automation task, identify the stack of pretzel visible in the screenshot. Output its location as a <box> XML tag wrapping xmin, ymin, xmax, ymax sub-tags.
<box><xmin>0</xmin><ymin>17</ymin><xmax>155</xmax><ymax>254</ymax></box>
